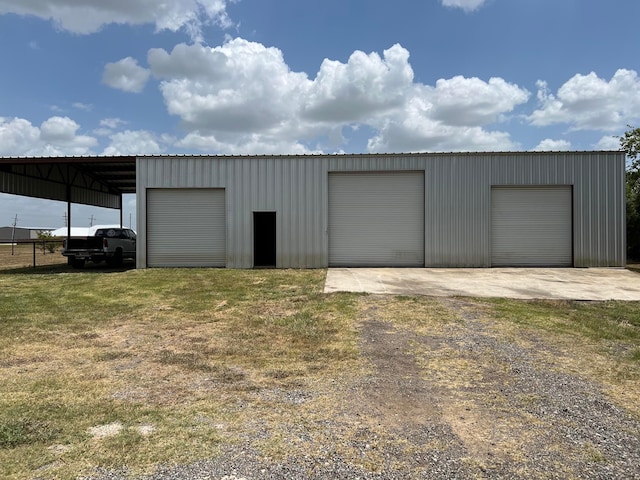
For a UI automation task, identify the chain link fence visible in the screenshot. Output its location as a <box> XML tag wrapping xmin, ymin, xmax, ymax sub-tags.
<box><xmin>0</xmin><ymin>240</ymin><xmax>66</xmax><ymax>271</ymax></box>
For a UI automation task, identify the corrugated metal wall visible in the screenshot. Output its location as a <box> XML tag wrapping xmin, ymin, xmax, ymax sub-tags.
<box><xmin>136</xmin><ymin>152</ymin><xmax>625</xmax><ymax>268</ymax></box>
<box><xmin>424</xmin><ymin>155</ymin><xmax>492</xmax><ymax>266</ymax></box>
<box><xmin>1</xmin><ymin>168</ymin><xmax>122</xmax><ymax>209</ymax></box>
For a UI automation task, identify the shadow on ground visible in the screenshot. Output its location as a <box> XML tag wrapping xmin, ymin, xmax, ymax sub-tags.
<box><xmin>0</xmin><ymin>260</ymin><xmax>136</xmax><ymax>275</ymax></box>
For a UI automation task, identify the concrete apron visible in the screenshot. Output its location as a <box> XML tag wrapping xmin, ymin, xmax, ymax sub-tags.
<box><xmin>324</xmin><ymin>268</ymin><xmax>640</xmax><ymax>301</ymax></box>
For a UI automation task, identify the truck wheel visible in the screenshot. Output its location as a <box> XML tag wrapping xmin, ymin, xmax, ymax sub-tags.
<box><xmin>70</xmin><ymin>257</ymin><xmax>85</xmax><ymax>269</ymax></box>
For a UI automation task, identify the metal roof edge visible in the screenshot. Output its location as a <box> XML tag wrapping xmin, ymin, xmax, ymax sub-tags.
<box><xmin>0</xmin><ymin>151</ymin><xmax>625</xmax><ymax>163</ymax></box>
<box><xmin>133</xmin><ymin>151</ymin><xmax>627</xmax><ymax>162</ymax></box>
<box><xmin>0</xmin><ymin>155</ymin><xmax>136</xmax><ymax>164</ymax></box>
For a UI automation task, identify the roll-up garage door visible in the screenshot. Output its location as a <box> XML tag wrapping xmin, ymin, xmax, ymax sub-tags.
<box><xmin>329</xmin><ymin>172</ymin><xmax>424</xmax><ymax>267</ymax></box>
<box><xmin>491</xmin><ymin>186</ymin><xmax>572</xmax><ymax>267</ymax></box>
<box><xmin>147</xmin><ymin>188</ymin><xmax>226</xmax><ymax>267</ymax></box>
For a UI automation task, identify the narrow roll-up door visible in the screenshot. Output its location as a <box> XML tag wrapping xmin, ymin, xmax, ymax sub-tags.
<box><xmin>147</xmin><ymin>188</ymin><xmax>226</xmax><ymax>267</ymax></box>
<box><xmin>491</xmin><ymin>186</ymin><xmax>572</xmax><ymax>267</ymax></box>
<box><xmin>329</xmin><ymin>172</ymin><xmax>424</xmax><ymax>267</ymax></box>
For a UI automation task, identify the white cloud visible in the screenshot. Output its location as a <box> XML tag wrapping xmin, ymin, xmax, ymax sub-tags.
<box><xmin>441</xmin><ymin>0</ymin><xmax>488</xmax><ymax>12</ymax></box>
<box><xmin>364</xmin><ymin>80</ymin><xmax>526</xmax><ymax>153</ymax></box>
<box><xmin>430</xmin><ymin>76</ymin><xmax>529</xmax><ymax>126</ymax></box>
<box><xmin>103</xmin><ymin>130</ymin><xmax>164</xmax><ymax>155</ymax></box>
<box><xmin>40</xmin><ymin>117</ymin><xmax>96</xmax><ymax>152</ymax></box>
<box><xmin>176</xmin><ymin>132</ymin><xmax>316</xmax><ymax>155</ymax></box>
<box><xmin>529</xmin><ymin>69</ymin><xmax>640</xmax><ymax>131</ymax></box>
<box><xmin>594</xmin><ymin>135</ymin><xmax>622</xmax><ymax>151</ymax></box>
<box><xmin>150</xmin><ymin>39</ymin><xmax>311</xmax><ymax>137</ymax></box>
<box><xmin>148</xmin><ymin>43</ymin><xmax>230</xmax><ymax>80</ymax></box>
<box><xmin>40</xmin><ymin>116</ymin><xmax>80</xmax><ymax>142</ymax></box>
<box><xmin>532</xmin><ymin>139</ymin><xmax>572</xmax><ymax>152</ymax></box>
<box><xmin>366</xmin><ymin>98</ymin><xmax>518</xmax><ymax>153</ymax></box>
<box><xmin>0</xmin><ymin>117</ymin><xmax>40</xmax><ymax>155</ymax></box>
<box><xmin>72</xmin><ymin>102</ymin><xmax>92</xmax><ymax>111</ymax></box>
<box><xmin>100</xmin><ymin>118</ymin><xmax>128</xmax><ymax>129</ymax></box>
<box><xmin>146</xmin><ymin>38</ymin><xmax>527</xmax><ymax>154</ymax></box>
<box><xmin>103</xmin><ymin>57</ymin><xmax>151</xmax><ymax>93</ymax></box>
<box><xmin>0</xmin><ymin>0</ymin><xmax>233</xmax><ymax>41</ymax></box>
<box><xmin>302</xmin><ymin>44</ymin><xmax>414</xmax><ymax>123</ymax></box>
<box><xmin>95</xmin><ymin>117</ymin><xmax>129</xmax><ymax>136</ymax></box>
<box><xmin>0</xmin><ymin>116</ymin><xmax>97</xmax><ymax>156</ymax></box>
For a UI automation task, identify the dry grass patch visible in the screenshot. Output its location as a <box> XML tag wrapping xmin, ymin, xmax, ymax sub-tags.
<box><xmin>0</xmin><ymin>269</ymin><xmax>362</xmax><ymax>479</ymax></box>
<box><xmin>2</xmin><ymin>269</ymin><xmax>639</xmax><ymax>479</ymax></box>
<box><xmin>0</xmin><ymin>243</ymin><xmax>66</xmax><ymax>271</ymax></box>
<box><xmin>358</xmin><ymin>295</ymin><xmax>640</xmax><ymax>477</ymax></box>
<box><xmin>481</xmin><ymin>298</ymin><xmax>640</xmax><ymax>417</ymax></box>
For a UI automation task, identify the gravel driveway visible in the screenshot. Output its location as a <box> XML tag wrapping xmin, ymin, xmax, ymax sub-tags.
<box><xmin>86</xmin><ymin>297</ymin><xmax>640</xmax><ymax>480</ymax></box>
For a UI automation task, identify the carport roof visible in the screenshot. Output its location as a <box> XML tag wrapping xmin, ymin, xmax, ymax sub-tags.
<box><xmin>0</xmin><ymin>151</ymin><xmax>625</xmax><ymax>209</ymax></box>
<box><xmin>0</xmin><ymin>155</ymin><xmax>136</xmax><ymax>208</ymax></box>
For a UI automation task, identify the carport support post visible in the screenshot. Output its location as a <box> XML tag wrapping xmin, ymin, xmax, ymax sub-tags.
<box><xmin>66</xmin><ymin>186</ymin><xmax>72</xmax><ymax>239</ymax></box>
<box><xmin>66</xmin><ymin>185</ymin><xmax>71</xmax><ymax>269</ymax></box>
<box><xmin>67</xmin><ymin>201</ymin><xmax>71</xmax><ymax>238</ymax></box>
<box><xmin>119</xmin><ymin>193</ymin><xmax>123</xmax><ymax>228</ymax></box>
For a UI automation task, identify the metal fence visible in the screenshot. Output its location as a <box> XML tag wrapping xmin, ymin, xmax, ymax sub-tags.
<box><xmin>0</xmin><ymin>240</ymin><xmax>66</xmax><ymax>270</ymax></box>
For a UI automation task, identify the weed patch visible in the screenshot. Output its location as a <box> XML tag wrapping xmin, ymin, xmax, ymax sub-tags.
<box><xmin>0</xmin><ymin>418</ymin><xmax>59</xmax><ymax>448</ymax></box>
<box><xmin>486</xmin><ymin>298</ymin><xmax>640</xmax><ymax>346</ymax></box>
<box><xmin>0</xmin><ymin>268</ymin><xmax>360</xmax><ymax>478</ymax></box>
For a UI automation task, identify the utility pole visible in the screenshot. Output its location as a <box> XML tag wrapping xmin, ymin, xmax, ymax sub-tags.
<box><xmin>89</xmin><ymin>214</ymin><xmax>94</xmax><ymax>227</ymax></box>
<box><xmin>63</xmin><ymin>212</ymin><xmax>68</xmax><ymax>227</ymax></box>
<box><xmin>10</xmin><ymin>214</ymin><xmax>18</xmax><ymax>255</ymax></box>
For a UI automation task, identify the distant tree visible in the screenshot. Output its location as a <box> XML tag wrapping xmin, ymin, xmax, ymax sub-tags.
<box><xmin>621</xmin><ymin>126</ymin><xmax>640</xmax><ymax>165</ymax></box>
<box><xmin>620</xmin><ymin>126</ymin><xmax>640</xmax><ymax>259</ymax></box>
<box><xmin>37</xmin><ymin>231</ymin><xmax>57</xmax><ymax>254</ymax></box>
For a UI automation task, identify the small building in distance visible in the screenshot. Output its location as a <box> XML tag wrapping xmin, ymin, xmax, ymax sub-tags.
<box><xmin>0</xmin><ymin>226</ymin><xmax>54</xmax><ymax>243</ymax></box>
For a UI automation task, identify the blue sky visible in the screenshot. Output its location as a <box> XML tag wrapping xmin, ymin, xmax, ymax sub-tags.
<box><xmin>1</xmin><ymin>0</ymin><xmax>639</xmax><ymax>229</ymax></box>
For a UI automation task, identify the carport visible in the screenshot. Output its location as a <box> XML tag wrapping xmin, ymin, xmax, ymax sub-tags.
<box><xmin>0</xmin><ymin>156</ymin><xmax>136</xmax><ymax>237</ymax></box>
<box><xmin>2</xmin><ymin>151</ymin><xmax>627</xmax><ymax>269</ymax></box>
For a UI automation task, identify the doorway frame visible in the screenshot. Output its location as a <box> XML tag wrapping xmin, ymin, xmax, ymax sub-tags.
<box><xmin>253</xmin><ymin>211</ymin><xmax>277</xmax><ymax>268</ymax></box>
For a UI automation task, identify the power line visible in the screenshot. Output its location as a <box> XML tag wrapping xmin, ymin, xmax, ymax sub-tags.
<box><xmin>11</xmin><ymin>214</ymin><xmax>18</xmax><ymax>255</ymax></box>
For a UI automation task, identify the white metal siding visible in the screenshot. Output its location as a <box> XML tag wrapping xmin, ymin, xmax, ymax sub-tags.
<box><xmin>135</xmin><ymin>152</ymin><xmax>624</xmax><ymax>269</ymax></box>
<box><xmin>328</xmin><ymin>172</ymin><xmax>424</xmax><ymax>266</ymax></box>
<box><xmin>147</xmin><ymin>188</ymin><xmax>226</xmax><ymax>267</ymax></box>
<box><xmin>491</xmin><ymin>186</ymin><xmax>572</xmax><ymax>267</ymax></box>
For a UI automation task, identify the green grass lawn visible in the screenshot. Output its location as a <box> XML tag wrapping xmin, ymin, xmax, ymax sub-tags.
<box><xmin>0</xmin><ymin>269</ymin><xmax>362</xmax><ymax>479</ymax></box>
<box><xmin>0</xmin><ymin>268</ymin><xmax>638</xmax><ymax>479</ymax></box>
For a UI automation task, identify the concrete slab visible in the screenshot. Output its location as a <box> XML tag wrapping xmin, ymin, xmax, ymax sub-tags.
<box><xmin>324</xmin><ymin>268</ymin><xmax>640</xmax><ymax>301</ymax></box>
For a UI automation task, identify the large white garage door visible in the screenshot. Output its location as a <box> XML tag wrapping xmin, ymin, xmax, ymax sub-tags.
<box><xmin>147</xmin><ymin>188</ymin><xmax>226</xmax><ymax>267</ymax></box>
<box><xmin>491</xmin><ymin>186</ymin><xmax>572</xmax><ymax>267</ymax></box>
<box><xmin>329</xmin><ymin>172</ymin><xmax>425</xmax><ymax>267</ymax></box>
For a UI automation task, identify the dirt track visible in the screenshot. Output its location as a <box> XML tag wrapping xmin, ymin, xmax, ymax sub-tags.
<box><xmin>87</xmin><ymin>295</ymin><xmax>640</xmax><ymax>480</ymax></box>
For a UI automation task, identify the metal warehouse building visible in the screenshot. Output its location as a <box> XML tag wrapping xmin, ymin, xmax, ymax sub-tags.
<box><xmin>135</xmin><ymin>151</ymin><xmax>626</xmax><ymax>269</ymax></box>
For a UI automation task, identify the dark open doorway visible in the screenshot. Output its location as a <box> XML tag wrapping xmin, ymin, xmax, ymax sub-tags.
<box><xmin>254</xmin><ymin>212</ymin><xmax>276</xmax><ymax>267</ymax></box>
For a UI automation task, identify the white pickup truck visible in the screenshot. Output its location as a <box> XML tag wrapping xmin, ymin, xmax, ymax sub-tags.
<box><xmin>62</xmin><ymin>227</ymin><xmax>136</xmax><ymax>268</ymax></box>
